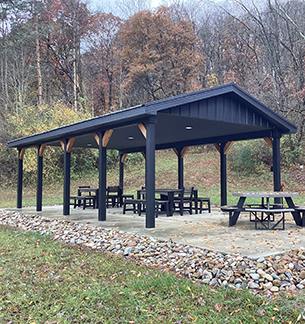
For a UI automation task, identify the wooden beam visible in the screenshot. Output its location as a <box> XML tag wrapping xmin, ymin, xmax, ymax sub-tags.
<box><xmin>181</xmin><ymin>147</ymin><xmax>189</xmax><ymax>158</ymax></box>
<box><xmin>18</xmin><ymin>148</ymin><xmax>25</xmax><ymax>160</ymax></box>
<box><xmin>224</xmin><ymin>141</ymin><xmax>234</xmax><ymax>154</ymax></box>
<box><xmin>38</xmin><ymin>144</ymin><xmax>47</xmax><ymax>157</ymax></box>
<box><xmin>264</xmin><ymin>137</ymin><xmax>273</xmax><ymax>147</ymax></box>
<box><xmin>102</xmin><ymin>129</ymin><xmax>113</xmax><ymax>147</ymax></box>
<box><xmin>214</xmin><ymin>144</ymin><xmax>221</xmax><ymax>153</ymax></box>
<box><xmin>121</xmin><ymin>153</ymin><xmax>128</xmax><ymax>163</ymax></box>
<box><xmin>138</xmin><ymin>123</ymin><xmax>147</xmax><ymax>139</ymax></box>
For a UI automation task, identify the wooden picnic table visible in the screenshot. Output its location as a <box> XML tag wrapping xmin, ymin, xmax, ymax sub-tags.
<box><xmin>77</xmin><ymin>188</ymin><xmax>99</xmax><ymax>208</ymax></box>
<box><xmin>230</xmin><ymin>191</ymin><xmax>302</xmax><ymax>227</ymax></box>
<box><xmin>137</xmin><ymin>188</ymin><xmax>185</xmax><ymax>216</ymax></box>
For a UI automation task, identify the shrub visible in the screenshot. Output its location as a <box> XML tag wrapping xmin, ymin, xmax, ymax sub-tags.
<box><xmin>3</xmin><ymin>103</ymin><xmax>97</xmax><ymax>186</ymax></box>
<box><xmin>228</xmin><ymin>136</ymin><xmax>304</xmax><ymax>175</ymax></box>
<box><xmin>228</xmin><ymin>140</ymin><xmax>272</xmax><ymax>175</ymax></box>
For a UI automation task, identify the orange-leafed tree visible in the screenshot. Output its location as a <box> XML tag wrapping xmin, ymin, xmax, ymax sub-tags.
<box><xmin>117</xmin><ymin>7</ymin><xmax>204</xmax><ymax>106</ymax></box>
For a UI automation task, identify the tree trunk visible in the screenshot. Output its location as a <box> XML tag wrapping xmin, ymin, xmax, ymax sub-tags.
<box><xmin>34</xmin><ymin>0</ymin><xmax>43</xmax><ymax>105</ymax></box>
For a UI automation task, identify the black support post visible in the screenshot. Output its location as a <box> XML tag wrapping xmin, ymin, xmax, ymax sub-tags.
<box><xmin>36</xmin><ymin>146</ymin><xmax>43</xmax><ymax>212</ymax></box>
<box><xmin>220</xmin><ymin>143</ymin><xmax>227</xmax><ymax>206</ymax></box>
<box><xmin>63</xmin><ymin>140</ymin><xmax>71</xmax><ymax>216</ymax></box>
<box><xmin>119</xmin><ymin>153</ymin><xmax>124</xmax><ymax>191</ymax></box>
<box><xmin>272</xmin><ymin>134</ymin><xmax>281</xmax><ymax>192</ymax></box>
<box><xmin>177</xmin><ymin>149</ymin><xmax>184</xmax><ymax>189</ymax></box>
<box><xmin>17</xmin><ymin>149</ymin><xmax>24</xmax><ymax>209</ymax></box>
<box><xmin>145</xmin><ymin>118</ymin><xmax>156</xmax><ymax>228</ymax></box>
<box><xmin>98</xmin><ymin>131</ymin><xmax>107</xmax><ymax>221</ymax></box>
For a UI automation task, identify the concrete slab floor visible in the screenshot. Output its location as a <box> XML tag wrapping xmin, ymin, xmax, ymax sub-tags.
<box><xmin>7</xmin><ymin>205</ymin><xmax>305</xmax><ymax>258</ymax></box>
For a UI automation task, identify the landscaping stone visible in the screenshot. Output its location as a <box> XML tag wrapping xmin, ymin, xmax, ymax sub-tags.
<box><xmin>250</xmin><ymin>273</ymin><xmax>260</xmax><ymax>281</ymax></box>
<box><xmin>2</xmin><ymin>208</ymin><xmax>305</xmax><ymax>297</ymax></box>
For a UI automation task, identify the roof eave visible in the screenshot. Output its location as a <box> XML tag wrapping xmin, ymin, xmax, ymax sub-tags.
<box><xmin>7</xmin><ymin>110</ymin><xmax>154</xmax><ymax>148</ymax></box>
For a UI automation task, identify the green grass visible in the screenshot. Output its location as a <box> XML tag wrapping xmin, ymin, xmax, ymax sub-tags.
<box><xmin>0</xmin><ymin>226</ymin><xmax>305</xmax><ymax>322</ymax></box>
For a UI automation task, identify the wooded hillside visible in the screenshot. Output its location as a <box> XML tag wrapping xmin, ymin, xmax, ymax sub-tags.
<box><xmin>1</xmin><ymin>0</ymin><xmax>305</xmax><ymax>184</ymax></box>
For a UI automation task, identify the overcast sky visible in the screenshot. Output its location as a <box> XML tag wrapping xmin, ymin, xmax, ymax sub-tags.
<box><xmin>88</xmin><ymin>0</ymin><xmax>164</xmax><ymax>12</ymax></box>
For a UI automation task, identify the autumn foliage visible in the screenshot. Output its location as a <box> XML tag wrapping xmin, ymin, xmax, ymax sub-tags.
<box><xmin>117</xmin><ymin>8</ymin><xmax>203</xmax><ymax>105</ymax></box>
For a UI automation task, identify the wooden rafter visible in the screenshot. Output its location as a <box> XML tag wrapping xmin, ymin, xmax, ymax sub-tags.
<box><xmin>138</xmin><ymin>123</ymin><xmax>147</xmax><ymax>138</ymax></box>
<box><xmin>264</xmin><ymin>137</ymin><xmax>273</xmax><ymax>147</ymax></box>
<box><xmin>18</xmin><ymin>148</ymin><xmax>25</xmax><ymax>160</ymax></box>
<box><xmin>38</xmin><ymin>144</ymin><xmax>47</xmax><ymax>157</ymax></box>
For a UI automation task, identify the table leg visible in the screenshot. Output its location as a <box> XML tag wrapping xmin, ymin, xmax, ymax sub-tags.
<box><xmin>194</xmin><ymin>190</ymin><xmax>198</xmax><ymax>214</ymax></box>
<box><xmin>77</xmin><ymin>189</ymin><xmax>81</xmax><ymax>207</ymax></box>
<box><xmin>302</xmin><ymin>212</ymin><xmax>305</xmax><ymax>227</ymax></box>
<box><xmin>168</xmin><ymin>192</ymin><xmax>174</xmax><ymax>216</ymax></box>
<box><xmin>284</xmin><ymin>197</ymin><xmax>302</xmax><ymax>226</ymax></box>
<box><xmin>95</xmin><ymin>189</ymin><xmax>99</xmax><ymax>208</ymax></box>
<box><xmin>229</xmin><ymin>196</ymin><xmax>246</xmax><ymax>226</ymax></box>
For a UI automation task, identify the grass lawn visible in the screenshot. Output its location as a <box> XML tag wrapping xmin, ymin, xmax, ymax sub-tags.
<box><xmin>0</xmin><ymin>226</ymin><xmax>305</xmax><ymax>322</ymax></box>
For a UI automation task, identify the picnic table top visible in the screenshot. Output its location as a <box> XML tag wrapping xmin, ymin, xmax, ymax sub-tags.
<box><xmin>78</xmin><ymin>188</ymin><xmax>98</xmax><ymax>192</ymax></box>
<box><xmin>232</xmin><ymin>191</ymin><xmax>299</xmax><ymax>198</ymax></box>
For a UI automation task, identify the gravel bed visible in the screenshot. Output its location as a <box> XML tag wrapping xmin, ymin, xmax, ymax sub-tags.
<box><xmin>1</xmin><ymin>209</ymin><xmax>305</xmax><ymax>297</ymax></box>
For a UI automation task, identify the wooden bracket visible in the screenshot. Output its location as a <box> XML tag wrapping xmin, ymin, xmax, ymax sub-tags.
<box><xmin>181</xmin><ymin>147</ymin><xmax>189</xmax><ymax>158</ymax></box>
<box><xmin>173</xmin><ymin>147</ymin><xmax>189</xmax><ymax>157</ymax></box>
<box><xmin>60</xmin><ymin>140</ymin><xmax>65</xmax><ymax>151</ymax></box>
<box><xmin>224</xmin><ymin>141</ymin><xmax>234</xmax><ymax>154</ymax></box>
<box><xmin>94</xmin><ymin>130</ymin><xmax>113</xmax><ymax>147</ymax></box>
<box><xmin>60</xmin><ymin>138</ymin><xmax>75</xmax><ymax>153</ymax></box>
<box><xmin>214</xmin><ymin>144</ymin><xmax>221</xmax><ymax>153</ymax></box>
<box><xmin>102</xmin><ymin>129</ymin><xmax>113</xmax><ymax>147</ymax></box>
<box><xmin>138</xmin><ymin>123</ymin><xmax>147</xmax><ymax>139</ymax></box>
<box><xmin>214</xmin><ymin>143</ymin><xmax>233</xmax><ymax>154</ymax></box>
<box><xmin>94</xmin><ymin>134</ymin><xmax>99</xmax><ymax>146</ymax></box>
<box><xmin>38</xmin><ymin>144</ymin><xmax>47</xmax><ymax>157</ymax></box>
<box><xmin>264</xmin><ymin>137</ymin><xmax>273</xmax><ymax>147</ymax></box>
<box><xmin>120</xmin><ymin>153</ymin><xmax>128</xmax><ymax>163</ymax></box>
<box><xmin>173</xmin><ymin>148</ymin><xmax>179</xmax><ymax>157</ymax></box>
<box><xmin>18</xmin><ymin>148</ymin><xmax>25</xmax><ymax>160</ymax></box>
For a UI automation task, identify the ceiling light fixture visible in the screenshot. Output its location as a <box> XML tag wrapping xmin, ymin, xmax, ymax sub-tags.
<box><xmin>185</xmin><ymin>126</ymin><xmax>192</xmax><ymax>130</ymax></box>
<box><xmin>128</xmin><ymin>136</ymin><xmax>134</xmax><ymax>140</ymax></box>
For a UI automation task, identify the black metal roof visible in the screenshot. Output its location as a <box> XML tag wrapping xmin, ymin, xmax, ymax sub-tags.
<box><xmin>7</xmin><ymin>83</ymin><xmax>297</xmax><ymax>151</ymax></box>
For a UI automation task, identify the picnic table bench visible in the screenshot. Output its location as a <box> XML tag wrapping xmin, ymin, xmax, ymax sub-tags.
<box><xmin>122</xmin><ymin>198</ymin><xmax>170</xmax><ymax>217</ymax></box>
<box><xmin>70</xmin><ymin>195</ymin><xmax>96</xmax><ymax>209</ymax></box>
